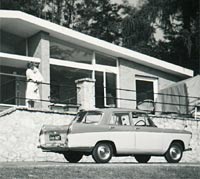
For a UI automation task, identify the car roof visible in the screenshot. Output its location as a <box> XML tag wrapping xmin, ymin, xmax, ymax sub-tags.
<box><xmin>81</xmin><ymin>108</ymin><xmax>148</xmax><ymax>114</ymax></box>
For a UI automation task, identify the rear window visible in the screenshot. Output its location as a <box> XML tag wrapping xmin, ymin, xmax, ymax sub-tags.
<box><xmin>76</xmin><ymin>111</ymin><xmax>103</xmax><ymax>124</ymax></box>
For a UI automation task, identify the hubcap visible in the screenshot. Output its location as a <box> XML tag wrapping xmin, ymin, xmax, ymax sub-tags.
<box><xmin>170</xmin><ymin>145</ymin><xmax>181</xmax><ymax>160</ymax></box>
<box><xmin>97</xmin><ymin>145</ymin><xmax>111</xmax><ymax>160</ymax></box>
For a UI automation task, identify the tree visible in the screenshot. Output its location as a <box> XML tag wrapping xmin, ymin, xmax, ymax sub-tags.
<box><xmin>0</xmin><ymin>0</ymin><xmax>42</xmax><ymax>17</ymax></box>
<box><xmin>121</xmin><ymin>0</ymin><xmax>200</xmax><ymax>74</ymax></box>
<box><xmin>148</xmin><ymin>0</ymin><xmax>199</xmax><ymax>71</ymax></box>
<box><xmin>40</xmin><ymin>0</ymin><xmax>77</xmax><ymax>27</ymax></box>
<box><xmin>73</xmin><ymin>0</ymin><xmax>123</xmax><ymax>44</ymax></box>
<box><xmin>121</xmin><ymin>5</ymin><xmax>155</xmax><ymax>55</ymax></box>
<box><xmin>0</xmin><ymin>0</ymin><xmax>124</xmax><ymax>44</ymax></box>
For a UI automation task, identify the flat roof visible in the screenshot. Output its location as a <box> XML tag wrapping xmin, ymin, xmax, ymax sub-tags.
<box><xmin>0</xmin><ymin>10</ymin><xmax>193</xmax><ymax>77</ymax></box>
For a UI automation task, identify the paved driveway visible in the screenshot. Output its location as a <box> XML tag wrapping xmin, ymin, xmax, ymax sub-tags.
<box><xmin>0</xmin><ymin>162</ymin><xmax>200</xmax><ymax>179</ymax></box>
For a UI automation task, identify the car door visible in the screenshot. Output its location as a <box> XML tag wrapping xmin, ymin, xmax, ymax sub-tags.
<box><xmin>132</xmin><ymin>114</ymin><xmax>163</xmax><ymax>154</ymax></box>
<box><xmin>108</xmin><ymin>112</ymin><xmax>136</xmax><ymax>154</ymax></box>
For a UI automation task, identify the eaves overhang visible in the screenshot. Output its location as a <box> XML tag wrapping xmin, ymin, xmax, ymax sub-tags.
<box><xmin>0</xmin><ymin>10</ymin><xmax>194</xmax><ymax>78</ymax></box>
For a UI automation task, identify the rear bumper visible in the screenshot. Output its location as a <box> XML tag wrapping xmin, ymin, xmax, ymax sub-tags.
<box><xmin>38</xmin><ymin>143</ymin><xmax>69</xmax><ymax>152</ymax></box>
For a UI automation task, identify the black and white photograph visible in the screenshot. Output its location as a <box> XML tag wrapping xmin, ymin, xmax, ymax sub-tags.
<box><xmin>0</xmin><ymin>0</ymin><xmax>199</xmax><ymax>178</ymax></box>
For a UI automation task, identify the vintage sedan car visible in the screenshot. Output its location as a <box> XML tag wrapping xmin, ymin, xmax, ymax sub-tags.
<box><xmin>38</xmin><ymin>108</ymin><xmax>192</xmax><ymax>163</ymax></box>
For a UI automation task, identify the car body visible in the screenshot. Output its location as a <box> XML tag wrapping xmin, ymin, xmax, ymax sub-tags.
<box><xmin>38</xmin><ymin>108</ymin><xmax>192</xmax><ymax>163</ymax></box>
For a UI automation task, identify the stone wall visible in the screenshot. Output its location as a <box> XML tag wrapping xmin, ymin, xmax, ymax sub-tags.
<box><xmin>0</xmin><ymin>108</ymin><xmax>199</xmax><ymax>163</ymax></box>
<box><xmin>0</xmin><ymin>108</ymin><xmax>75</xmax><ymax>162</ymax></box>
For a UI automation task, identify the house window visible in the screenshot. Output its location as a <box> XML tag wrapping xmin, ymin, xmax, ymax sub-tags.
<box><xmin>136</xmin><ymin>80</ymin><xmax>154</xmax><ymax>103</ymax></box>
<box><xmin>135</xmin><ymin>76</ymin><xmax>158</xmax><ymax>105</ymax></box>
<box><xmin>50</xmin><ymin>38</ymin><xmax>93</xmax><ymax>64</ymax></box>
<box><xmin>95</xmin><ymin>72</ymin><xmax>117</xmax><ymax>108</ymax></box>
<box><xmin>0</xmin><ymin>65</ymin><xmax>26</xmax><ymax>105</ymax></box>
<box><xmin>50</xmin><ymin>65</ymin><xmax>92</xmax><ymax>104</ymax></box>
<box><xmin>0</xmin><ymin>30</ymin><xmax>26</xmax><ymax>56</ymax></box>
<box><xmin>106</xmin><ymin>73</ymin><xmax>116</xmax><ymax>107</ymax></box>
<box><xmin>49</xmin><ymin>46</ymin><xmax>118</xmax><ymax>108</ymax></box>
<box><xmin>95</xmin><ymin>53</ymin><xmax>117</xmax><ymax>67</ymax></box>
<box><xmin>95</xmin><ymin>71</ymin><xmax>104</xmax><ymax>108</ymax></box>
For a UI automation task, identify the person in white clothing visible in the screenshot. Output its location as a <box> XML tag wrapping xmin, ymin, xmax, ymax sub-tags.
<box><xmin>26</xmin><ymin>62</ymin><xmax>43</xmax><ymax>108</ymax></box>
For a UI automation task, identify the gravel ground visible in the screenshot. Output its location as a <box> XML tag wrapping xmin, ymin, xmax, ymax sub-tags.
<box><xmin>0</xmin><ymin>162</ymin><xmax>200</xmax><ymax>179</ymax></box>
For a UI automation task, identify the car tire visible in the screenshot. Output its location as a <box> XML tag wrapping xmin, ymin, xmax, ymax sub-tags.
<box><xmin>165</xmin><ymin>142</ymin><xmax>183</xmax><ymax>163</ymax></box>
<box><xmin>134</xmin><ymin>155</ymin><xmax>151</xmax><ymax>163</ymax></box>
<box><xmin>63</xmin><ymin>151</ymin><xmax>83</xmax><ymax>163</ymax></box>
<box><xmin>92</xmin><ymin>142</ymin><xmax>113</xmax><ymax>163</ymax></box>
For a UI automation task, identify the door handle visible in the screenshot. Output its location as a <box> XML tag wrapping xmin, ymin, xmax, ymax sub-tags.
<box><xmin>109</xmin><ymin>126</ymin><xmax>115</xmax><ymax>129</ymax></box>
<box><xmin>136</xmin><ymin>127</ymin><xmax>140</xmax><ymax>130</ymax></box>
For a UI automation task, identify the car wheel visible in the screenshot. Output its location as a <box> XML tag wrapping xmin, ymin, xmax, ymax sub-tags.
<box><xmin>63</xmin><ymin>151</ymin><xmax>83</xmax><ymax>163</ymax></box>
<box><xmin>92</xmin><ymin>142</ymin><xmax>113</xmax><ymax>163</ymax></box>
<box><xmin>165</xmin><ymin>142</ymin><xmax>183</xmax><ymax>163</ymax></box>
<box><xmin>135</xmin><ymin>155</ymin><xmax>151</xmax><ymax>163</ymax></box>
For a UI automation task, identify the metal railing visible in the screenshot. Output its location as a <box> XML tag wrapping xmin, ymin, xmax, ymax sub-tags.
<box><xmin>96</xmin><ymin>85</ymin><xmax>199</xmax><ymax>117</ymax></box>
<box><xmin>0</xmin><ymin>74</ymin><xmax>78</xmax><ymax>107</ymax></box>
<box><xmin>0</xmin><ymin>74</ymin><xmax>199</xmax><ymax>117</ymax></box>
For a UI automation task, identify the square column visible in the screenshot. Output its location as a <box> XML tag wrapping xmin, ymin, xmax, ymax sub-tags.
<box><xmin>75</xmin><ymin>78</ymin><xmax>96</xmax><ymax>110</ymax></box>
<box><xmin>28</xmin><ymin>31</ymin><xmax>50</xmax><ymax>109</ymax></box>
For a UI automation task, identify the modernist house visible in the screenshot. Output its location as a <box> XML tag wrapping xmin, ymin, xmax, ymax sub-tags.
<box><xmin>0</xmin><ymin>10</ymin><xmax>193</xmax><ymax>112</ymax></box>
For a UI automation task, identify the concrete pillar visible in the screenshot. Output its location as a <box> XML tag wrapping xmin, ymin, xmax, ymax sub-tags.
<box><xmin>28</xmin><ymin>31</ymin><xmax>50</xmax><ymax>109</ymax></box>
<box><xmin>75</xmin><ymin>78</ymin><xmax>96</xmax><ymax>110</ymax></box>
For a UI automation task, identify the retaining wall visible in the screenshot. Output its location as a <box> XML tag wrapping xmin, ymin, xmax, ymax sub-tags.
<box><xmin>0</xmin><ymin>108</ymin><xmax>74</xmax><ymax>162</ymax></box>
<box><xmin>0</xmin><ymin>108</ymin><xmax>199</xmax><ymax>163</ymax></box>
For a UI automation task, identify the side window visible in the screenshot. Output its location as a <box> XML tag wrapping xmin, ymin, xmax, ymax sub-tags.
<box><xmin>83</xmin><ymin>111</ymin><xmax>102</xmax><ymax>124</ymax></box>
<box><xmin>131</xmin><ymin>112</ymin><xmax>150</xmax><ymax>126</ymax></box>
<box><xmin>110</xmin><ymin>113</ymin><xmax>130</xmax><ymax>126</ymax></box>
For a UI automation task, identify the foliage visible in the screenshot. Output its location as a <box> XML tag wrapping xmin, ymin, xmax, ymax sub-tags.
<box><xmin>0</xmin><ymin>0</ymin><xmax>124</xmax><ymax>44</ymax></box>
<box><xmin>72</xmin><ymin>0</ymin><xmax>123</xmax><ymax>44</ymax></box>
<box><xmin>0</xmin><ymin>0</ymin><xmax>42</xmax><ymax>16</ymax></box>
<box><xmin>0</xmin><ymin>0</ymin><xmax>199</xmax><ymax>73</ymax></box>
<box><xmin>121</xmin><ymin>0</ymin><xmax>199</xmax><ymax>73</ymax></box>
<box><xmin>122</xmin><ymin>5</ymin><xmax>155</xmax><ymax>55</ymax></box>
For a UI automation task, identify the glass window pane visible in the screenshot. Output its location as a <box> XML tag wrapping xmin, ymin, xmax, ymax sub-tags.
<box><xmin>110</xmin><ymin>113</ymin><xmax>130</xmax><ymax>126</ymax></box>
<box><xmin>106</xmin><ymin>73</ymin><xmax>116</xmax><ymax>107</ymax></box>
<box><xmin>84</xmin><ymin>111</ymin><xmax>102</xmax><ymax>124</ymax></box>
<box><xmin>136</xmin><ymin>80</ymin><xmax>154</xmax><ymax>104</ymax></box>
<box><xmin>96</xmin><ymin>53</ymin><xmax>117</xmax><ymax>67</ymax></box>
<box><xmin>0</xmin><ymin>30</ymin><xmax>26</xmax><ymax>56</ymax></box>
<box><xmin>95</xmin><ymin>71</ymin><xmax>104</xmax><ymax>108</ymax></box>
<box><xmin>0</xmin><ymin>65</ymin><xmax>26</xmax><ymax>105</ymax></box>
<box><xmin>131</xmin><ymin>113</ymin><xmax>150</xmax><ymax>126</ymax></box>
<box><xmin>50</xmin><ymin>38</ymin><xmax>93</xmax><ymax>64</ymax></box>
<box><xmin>50</xmin><ymin>65</ymin><xmax>92</xmax><ymax>104</ymax></box>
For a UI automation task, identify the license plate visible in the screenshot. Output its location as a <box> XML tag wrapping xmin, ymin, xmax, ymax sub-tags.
<box><xmin>49</xmin><ymin>134</ymin><xmax>61</xmax><ymax>141</ymax></box>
